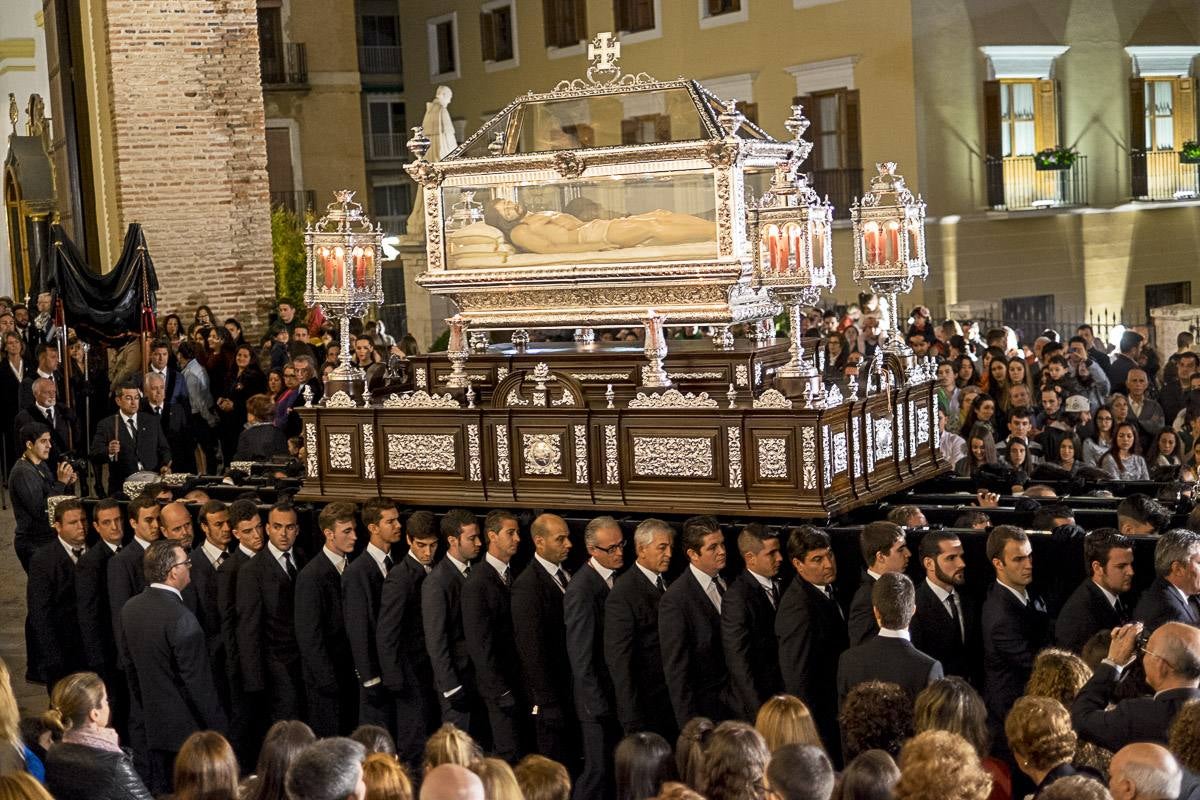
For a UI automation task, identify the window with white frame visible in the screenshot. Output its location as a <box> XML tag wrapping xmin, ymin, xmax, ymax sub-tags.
<box><xmin>481</xmin><ymin>0</ymin><xmax>518</xmax><ymax>70</ymax></box>
<box><xmin>427</xmin><ymin>12</ymin><xmax>459</xmax><ymax>80</ymax></box>
<box><xmin>700</xmin><ymin>0</ymin><xmax>747</xmax><ymax>28</ymax></box>
<box><xmin>372</xmin><ymin>177</ymin><xmax>412</xmax><ymax>234</ymax></box>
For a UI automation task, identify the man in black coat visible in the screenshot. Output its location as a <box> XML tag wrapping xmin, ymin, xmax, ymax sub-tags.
<box><xmin>564</xmin><ymin>516</ymin><xmax>625</xmax><ymax>800</ymax></box>
<box><xmin>216</xmin><ymin>499</ymin><xmax>265</xmax><ymax>769</ymax></box>
<box><xmin>232</xmin><ymin>394</ymin><xmax>289</xmax><ymax>462</ymax></box>
<box><xmin>1134</xmin><ymin>530</ymin><xmax>1200</xmax><ymax>632</ymax></box>
<box><xmin>981</xmin><ymin>526</ymin><xmax>1051</xmax><ymax>730</ymax></box>
<box><xmin>512</xmin><ymin>513</ymin><xmax>577</xmax><ymax>767</ymax></box>
<box><xmin>89</xmin><ymin>382</ymin><xmax>172</xmax><ymax>496</ymax></box>
<box><xmin>1072</xmin><ymin>621</ymin><xmax>1200</xmax><ymax>751</ymax></box>
<box><xmin>75</xmin><ymin>499</ymin><xmax>127</xmax><ymax>735</ymax></box>
<box><xmin>837</xmin><ymin>573</ymin><xmax>943</xmax><ymax>705</ymax></box>
<box><xmin>140</xmin><ymin>371</ymin><xmax>196</xmax><ymax>473</ymax></box>
<box><xmin>295</xmin><ymin>502</ymin><xmax>358</xmax><ymax>736</ymax></box>
<box><xmin>847</xmin><ymin>521</ymin><xmax>911</xmax><ymax>645</ymax></box>
<box><xmin>910</xmin><ymin>530</ymin><xmax>980</xmax><ymax>683</ymax></box>
<box><xmin>16</xmin><ymin>341</ymin><xmax>62</xmax><ymax>410</ymax></box>
<box><xmin>776</xmin><ymin>526</ymin><xmax>848</xmax><ymax>765</ymax></box>
<box><xmin>660</xmin><ymin>515</ymin><xmax>735</xmax><ymax>728</ymax></box>
<box><xmin>10</xmin><ymin>421</ymin><xmax>76</xmax><ymax>573</ymax></box>
<box><xmin>421</xmin><ymin>509</ymin><xmax>482</xmax><ymax>733</ymax></box>
<box><xmin>722</xmin><ymin>523</ymin><xmax>784</xmax><ymax>721</ymax></box>
<box><xmin>120</xmin><ymin>540</ymin><xmax>228</xmax><ymax>794</ymax></box>
<box><xmin>463</xmin><ymin>509</ymin><xmax>523</xmax><ymax>762</ymax></box>
<box><xmin>236</xmin><ymin>502</ymin><xmax>306</xmax><ymax>723</ymax></box>
<box><xmin>1055</xmin><ymin>529</ymin><xmax>1134</xmax><ymax>653</ymax></box>
<box><xmin>378</xmin><ymin>510</ymin><xmax>440</xmax><ymax>772</ymax></box>
<box><xmin>605</xmin><ymin>518</ymin><xmax>676</xmax><ymax>741</ymax></box>
<box><xmin>190</xmin><ymin>500</ymin><xmax>234</xmax><ymax>714</ymax></box>
<box><xmin>344</xmin><ymin>498</ymin><xmax>404</xmax><ymax>731</ymax></box>
<box><xmin>26</xmin><ymin>498</ymin><xmax>88</xmax><ymax>692</ymax></box>
<box><xmin>13</xmin><ymin>376</ymin><xmax>78</xmax><ymax>473</ymax></box>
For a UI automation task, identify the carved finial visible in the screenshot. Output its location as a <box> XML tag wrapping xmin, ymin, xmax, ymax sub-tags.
<box><xmin>488</xmin><ymin>131</ymin><xmax>505</xmax><ymax>156</ymax></box>
<box><xmin>407</xmin><ymin>126</ymin><xmax>432</xmax><ymax>162</ymax></box>
<box><xmin>726</xmin><ymin>383</ymin><xmax>738</xmax><ymax>409</ymax></box>
<box><xmin>7</xmin><ymin>94</ymin><xmax>16</xmax><ymax>132</ymax></box>
<box><xmin>605</xmin><ymin>384</ymin><xmax>615</xmax><ymax>410</ymax></box>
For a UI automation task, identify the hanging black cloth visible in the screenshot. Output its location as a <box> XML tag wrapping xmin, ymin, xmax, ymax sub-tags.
<box><xmin>38</xmin><ymin>223</ymin><xmax>159</xmax><ymax>346</ymax></box>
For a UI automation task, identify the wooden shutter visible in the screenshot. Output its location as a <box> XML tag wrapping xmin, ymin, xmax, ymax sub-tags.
<box><xmin>983</xmin><ymin>80</ymin><xmax>1003</xmax><ymax>159</ymax></box>
<box><xmin>1033</xmin><ymin>79</ymin><xmax>1059</xmax><ymax>150</ymax></box>
<box><xmin>795</xmin><ymin>94</ymin><xmax>819</xmax><ymax>169</ymax></box>
<box><xmin>1176</xmin><ymin>77</ymin><xmax>1196</xmax><ymax>144</ymax></box>
<box><xmin>615</xmin><ymin>0</ymin><xmax>631</xmax><ymax>32</ymax></box>
<box><xmin>573</xmin><ymin>0</ymin><xmax>587</xmax><ymax>42</ymax></box>
<box><xmin>480</xmin><ymin>10</ymin><xmax>496</xmax><ymax>62</ymax></box>
<box><xmin>1129</xmin><ymin>77</ymin><xmax>1146</xmax><ymax>198</ymax></box>
<box><xmin>621</xmin><ymin>118</ymin><xmax>638</xmax><ymax>145</ymax></box>
<box><xmin>843</xmin><ymin>89</ymin><xmax>862</xmax><ymax>170</ymax></box>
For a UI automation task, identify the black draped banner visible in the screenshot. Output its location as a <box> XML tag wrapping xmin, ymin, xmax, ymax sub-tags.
<box><xmin>39</xmin><ymin>223</ymin><xmax>159</xmax><ymax>345</ymax></box>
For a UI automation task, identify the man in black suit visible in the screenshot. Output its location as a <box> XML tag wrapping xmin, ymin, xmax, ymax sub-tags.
<box><xmin>17</xmin><ymin>341</ymin><xmax>62</xmax><ymax>410</ymax></box>
<box><xmin>837</xmin><ymin>572</ymin><xmax>943</xmax><ymax>704</ymax></box>
<box><xmin>190</xmin><ymin>500</ymin><xmax>233</xmax><ymax>715</ymax></box>
<box><xmin>1072</xmin><ymin>621</ymin><xmax>1200</xmax><ymax>751</ymax></box>
<box><xmin>232</xmin><ymin>393</ymin><xmax>288</xmax><ymax>462</ymax></box>
<box><xmin>660</xmin><ymin>515</ymin><xmax>733</xmax><ymax>728</ymax></box>
<box><xmin>76</xmin><ymin>498</ymin><xmax>125</xmax><ymax>685</ymax></box>
<box><xmin>421</xmin><ymin>509</ymin><xmax>482</xmax><ymax>733</ymax></box>
<box><xmin>90</xmin><ymin>382</ymin><xmax>172</xmax><ymax>496</ymax></box>
<box><xmin>847</xmin><ymin>521</ymin><xmax>911</xmax><ymax>645</ymax></box>
<box><xmin>1055</xmin><ymin>529</ymin><xmax>1135</xmax><ymax>653</ymax></box>
<box><xmin>217</xmin><ymin>499</ymin><xmax>265</xmax><ymax>769</ymax></box>
<box><xmin>141</xmin><ymin>371</ymin><xmax>196</xmax><ymax>473</ymax></box>
<box><xmin>1135</xmin><ymin>530</ymin><xmax>1200</xmax><ymax>632</ymax></box>
<box><xmin>776</xmin><ymin>525</ymin><xmax>848</xmax><ymax>765</ymax></box>
<box><xmin>981</xmin><ymin>525</ymin><xmax>1051</xmax><ymax>730</ymax></box>
<box><xmin>26</xmin><ymin>498</ymin><xmax>88</xmax><ymax>693</ymax></box>
<box><xmin>294</xmin><ymin>501</ymin><xmax>358</xmax><ymax>736</ymax></box>
<box><xmin>605</xmin><ymin>518</ymin><xmax>676</xmax><ymax>741</ymax></box>
<box><xmin>10</xmin><ymin>421</ymin><xmax>76</xmax><ymax>573</ymax></box>
<box><xmin>722</xmin><ymin>523</ymin><xmax>784</xmax><ymax>720</ymax></box>
<box><xmin>344</xmin><ymin>498</ymin><xmax>404</xmax><ymax>731</ymax></box>
<box><xmin>910</xmin><ymin>530</ymin><xmax>979</xmax><ymax>683</ymax></box>
<box><xmin>378</xmin><ymin>510</ymin><xmax>440</xmax><ymax>772</ymax></box>
<box><xmin>565</xmin><ymin>515</ymin><xmax>625</xmax><ymax>800</ymax></box>
<box><xmin>236</xmin><ymin>501</ymin><xmax>306</xmax><ymax>723</ymax></box>
<box><xmin>134</xmin><ymin>339</ymin><xmax>191</xmax><ymax>407</ymax></box>
<box><xmin>13</xmin><ymin>376</ymin><xmax>77</xmax><ymax>473</ymax></box>
<box><xmin>120</xmin><ymin>540</ymin><xmax>228</xmax><ymax>794</ymax></box>
<box><xmin>512</xmin><ymin>513</ymin><xmax>577</xmax><ymax>767</ymax></box>
<box><xmin>463</xmin><ymin>509</ymin><xmax>523</xmax><ymax>762</ymax></box>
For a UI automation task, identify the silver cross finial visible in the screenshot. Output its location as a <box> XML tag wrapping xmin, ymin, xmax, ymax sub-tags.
<box><xmin>588</xmin><ymin>32</ymin><xmax>621</xmax><ymax>74</ymax></box>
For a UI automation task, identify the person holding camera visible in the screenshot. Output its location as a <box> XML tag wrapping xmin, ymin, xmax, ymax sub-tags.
<box><xmin>10</xmin><ymin>421</ymin><xmax>77</xmax><ymax>573</ymax></box>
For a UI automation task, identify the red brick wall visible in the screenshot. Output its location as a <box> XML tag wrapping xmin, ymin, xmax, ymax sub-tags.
<box><xmin>103</xmin><ymin>0</ymin><xmax>274</xmax><ymax>333</ymax></box>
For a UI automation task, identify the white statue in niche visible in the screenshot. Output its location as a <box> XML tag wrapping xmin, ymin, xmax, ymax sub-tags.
<box><xmin>405</xmin><ymin>85</ymin><xmax>458</xmax><ymax>238</ymax></box>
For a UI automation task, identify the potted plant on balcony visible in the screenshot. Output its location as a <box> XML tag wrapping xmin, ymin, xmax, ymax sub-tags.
<box><xmin>1181</xmin><ymin>141</ymin><xmax>1200</xmax><ymax>164</ymax></box>
<box><xmin>1034</xmin><ymin>146</ymin><xmax>1079</xmax><ymax>171</ymax></box>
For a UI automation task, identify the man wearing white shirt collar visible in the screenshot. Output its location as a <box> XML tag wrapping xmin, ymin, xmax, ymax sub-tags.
<box><xmin>1055</xmin><ymin>530</ymin><xmax>1134</xmax><ymax>653</ymax></box>
<box><xmin>723</xmin><ymin>524</ymin><xmax>784</xmax><ymax>720</ymax></box>
<box><xmin>26</xmin><ymin>498</ymin><xmax>89</xmax><ymax>692</ymax></box>
<box><xmin>911</xmin><ymin>530</ymin><xmax>975</xmax><ymax>681</ymax></box>
<box><xmin>198</xmin><ymin>501</ymin><xmax>232</xmax><ymax>567</ymax></box>
<box><xmin>848</xmin><ymin>521</ymin><xmax>911</xmax><ymax>645</ymax></box>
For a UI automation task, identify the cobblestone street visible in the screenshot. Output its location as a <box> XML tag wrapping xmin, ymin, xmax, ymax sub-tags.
<box><xmin>0</xmin><ymin>503</ymin><xmax>51</xmax><ymax>716</ymax></box>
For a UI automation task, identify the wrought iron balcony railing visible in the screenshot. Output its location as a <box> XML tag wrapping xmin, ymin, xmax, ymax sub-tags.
<box><xmin>985</xmin><ymin>154</ymin><xmax>1089</xmax><ymax>211</ymax></box>
<box><xmin>261</xmin><ymin>42</ymin><xmax>308</xmax><ymax>88</ymax></box>
<box><xmin>808</xmin><ymin>168</ymin><xmax>863</xmax><ymax>220</ymax></box>
<box><xmin>1130</xmin><ymin>150</ymin><xmax>1200</xmax><ymax>201</ymax></box>
<box><xmin>358</xmin><ymin>45</ymin><xmax>403</xmax><ymax>75</ymax></box>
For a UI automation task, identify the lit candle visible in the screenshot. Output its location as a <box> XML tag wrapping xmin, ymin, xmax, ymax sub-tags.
<box><xmin>886</xmin><ymin>222</ymin><xmax>900</xmax><ymax>264</ymax></box>
<box><xmin>353</xmin><ymin>246</ymin><xmax>366</xmax><ymax>286</ymax></box>
<box><xmin>789</xmin><ymin>225</ymin><xmax>804</xmax><ymax>274</ymax></box>
<box><xmin>333</xmin><ymin>246</ymin><xmax>345</xmax><ymax>289</ymax></box>
<box><xmin>864</xmin><ymin>224</ymin><xmax>880</xmax><ymax>266</ymax></box>
<box><xmin>812</xmin><ymin>223</ymin><xmax>825</xmax><ymax>272</ymax></box>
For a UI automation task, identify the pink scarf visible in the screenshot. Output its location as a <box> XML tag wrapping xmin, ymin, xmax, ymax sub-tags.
<box><xmin>62</xmin><ymin>725</ymin><xmax>123</xmax><ymax>754</ymax></box>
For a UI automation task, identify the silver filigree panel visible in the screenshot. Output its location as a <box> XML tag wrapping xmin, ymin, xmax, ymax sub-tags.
<box><xmin>874</xmin><ymin>418</ymin><xmax>894</xmax><ymax>462</ymax></box>
<box><xmin>496</xmin><ymin>366</ymin><xmax>510</xmax><ymax>381</ymax></box>
<box><xmin>387</xmin><ymin>434</ymin><xmax>457</xmax><ymax>472</ymax></box>
<box><xmin>522</xmin><ymin>433</ymin><xmax>563</xmax><ymax>476</ymax></box>
<box><xmin>574</xmin><ymin>425</ymin><xmax>588</xmax><ymax>484</ymax></box>
<box><xmin>414</xmin><ymin>367</ymin><xmax>428</xmax><ymax>390</ymax></box>
<box><xmin>833</xmin><ymin>432</ymin><xmax>848</xmax><ymax>476</ymax></box>
<box><xmin>496</xmin><ymin>427</ymin><xmax>511</xmax><ymax>482</ymax></box>
<box><xmin>916</xmin><ymin>399</ymin><xmax>931</xmax><ymax>450</ymax></box>
<box><xmin>822</xmin><ymin>426</ymin><xmax>832</xmax><ymax>488</ymax></box>
<box><xmin>467</xmin><ymin>425</ymin><xmax>481</xmax><ymax>482</ymax></box>
<box><xmin>851</xmin><ymin>416</ymin><xmax>862</xmax><ymax>476</ymax></box>
<box><xmin>735</xmin><ymin>364</ymin><xmax>749</xmax><ymax>388</ymax></box>
<box><xmin>305</xmin><ymin>422</ymin><xmax>318</xmax><ymax>478</ymax></box>
<box><xmin>801</xmin><ymin>428</ymin><xmax>817</xmax><ymax>489</ymax></box>
<box><xmin>897</xmin><ymin>404</ymin><xmax>907</xmax><ymax>461</ymax></box>
<box><xmin>361</xmin><ymin>424</ymin><xmax>376</xmax><ymax>479</ymax></box>
<box><xmin>632</xmin><ymin>436</ymin><xmax>713</xmax><ymax>478</ymax></box>
<box><xmin>329</xmin><ymin>433</ymin><xmax>353</xmax><ymax>470</ymax></box>
<box><xmin>727</xmin><ymin>428</ymin><xmax>743</xmax><ymax>488</ymax></box>
<box><xmin>757</xmin><ymin>437</ymin><xmax>788</xmax><ymax>480</ymax></box>
<box><xmin>604</xmin><ymin>425</ymin><xmax>619</xmax><ymax>484</ymax></box>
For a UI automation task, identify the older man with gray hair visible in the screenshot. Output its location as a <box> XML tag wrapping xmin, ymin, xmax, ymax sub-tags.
<box><xmin>1109</xmin><ymin>743</ymin><xmax>1182</xmax><ymax>800</ymax></box>
<box><xmin>1134</xmin><ymin>530</ymin><xmax>1200</xmax><ymax>632</ymax></box>
<box><xmin>285</xmin><ymin>737</ymin><xmax>366</xmax><ymax>800</ymax></box>
<box><xmin>143</xmin><ymin>370</ymin><xmax>197</xmax><ymax>473</ymax></box>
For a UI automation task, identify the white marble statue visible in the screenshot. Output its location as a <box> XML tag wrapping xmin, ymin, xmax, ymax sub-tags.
<box><xmin>405</xmin><ymin>85</ymin><xmax>457</xmax><ymax>238</ymax></box>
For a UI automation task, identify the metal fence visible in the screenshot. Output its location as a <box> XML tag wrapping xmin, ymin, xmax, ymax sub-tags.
<box><xmin>936</xmin><ymin>304</ymin><xmax>1150</xmax><ymax>349</ymax></box>
<box><xmin>1130</xmin><ymin>150</ymin><xmax>1200</xmax><ymax>201</ymax></box>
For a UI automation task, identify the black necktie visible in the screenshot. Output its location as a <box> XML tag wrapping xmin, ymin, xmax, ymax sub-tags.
<box><xmin>46</xmin><ymin>408</ymin><xmax>54</xmax><ymax>427</ymax></box>
<box><xmin>216</xmin><ymin>552</ymin><xmax>226</xmax><ymax>568</ymax></box>
<box><xmin>114</xmin><ymin>544</ymin><xmax>122</xmax><ymax>553</ymax></box>
<box><xmin>71</xmin><ymin>547</ymin><xmax>83</xmax><ymax>561</ymax></box>
<box><xmin>714</xmin><ymin>576</ymin><xmax>726</xmax><ymax>597</ymax></box>
<box><xmin>383</xmin><ymin>554</ymin><xmax>394</xmax><ymax>574</ymax></box>
<box><xmin>768</xmin><ymin>581</ymin><xmax>779</xmax><ymax>607</ymax></box>
<box><xmin>555</xmin><ymin>568</ymin><xmax>569</xmax><ymax>592</ymax></box>
<box><xmin>463</xmin><ymin>564</ymin><xmax>471</xmax><ymax>578</ymax></box>
<box><xmin>947</xmin><ymin>593</ymin><xmax>963</xmax><ymax>642</ymax></box>
<box><xmin>655</xmin><ymin>575</ymin><xmax>666</xmax><ymax>593</ymax></box>
<box><xmin>1114</xmin><ymin>596</ymin><xmax>1128</xmax><ymax>622</ymax></box>
<box><xmin>503</xmin><ymin>566</ymin><xmax>512</xmax><ymax>587</ymax></box>
<box><xmin>283</xmin><ymin>551</ymin><xmax>296</xmax><ymax>580</ymax></box>
<box><xmin>126</xmin><ymin>418</ymin><xmax>137</xmax><ymax>443</ymax></box>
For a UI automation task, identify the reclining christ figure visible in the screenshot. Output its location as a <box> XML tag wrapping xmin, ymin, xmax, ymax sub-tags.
<box><xmin>483</xmin><ymin>198</ymin><xmax>716</xmax><ymax>255</ymax></box>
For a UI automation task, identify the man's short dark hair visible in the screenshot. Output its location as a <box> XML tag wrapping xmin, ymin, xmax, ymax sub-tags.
<box><xmin>440</xmin><ymin>508</ymin><xmax>477</xmax><ymax>542</ymax></box>
<box><xmin>144</xmin><ymin>539</ymin><xmax>184</xmax><ymax>584</ymax></box>
<box><xmin>34</xmin><ymin>342</ymin><xmax>56</xmax><ymax>361</ymax></box>
<box><xmin>1179</xmin><ymin>351</ymin><xmax>1200</xmax><ymax>369</ymax></box>
<box><xmin>318</xmin><ymin>501</ymin><xmax>357</xmax><ymax>534</ymax></box>
<box><xmin>1117</xmin><ymin>494</ymin><xmax>1169</xmax><ymax>532</ymax></box>
<box><xmin>682</xmin><ymin>515</ymin><xmax>721</xmax><ymax>557</ymax></box>
<box><xmin>953</xmin><ymin>511</ymin><xmax>991</xmax><ymax>529</ymax></box>
<box><xmin>150</xmin><ymin>339</ymin><xmax>171</xmax><ymax>354</ymax></box>
<box><xmin>270</xmin><ymin>500</ymin><xmax>296</xmax><ymax>520</ymax></box>
<box><xmin>198</xmin><ymin>499</ymin><xmax>226</xmax><ymax>527</ymax></box>
<box><xmin>986</xmin><ymin>525</ymin><xmax>1028</xmax><ymax>564</ymax></box>
<box><xmin>918</xmin><ymin>530</ymin><xmax>961</xmax><ymax>563</ymax></box>
<box><xmin>1009</xmin><ymin>407</ymin><xmax>1032</xmax><ymax>422</ymax></box>
<box><xmin>227</xmin><ymin>498</ymin><xmax>260</xmax><ymax>528</ymax></box>
<box><xmin>94</xmin><ymin>497</ymin><xmax>121</xmax><ymax>517</ymax></box>
<box><xmin>127</xmin><ymin>494</ymin><xmax>159</xmax><ymax>523</ymax></box>
<box><xmin>177</xmin><ymin>341</ymin><xmax>199</xmax><ymax>362</ymax></box>
<box><xmin>860</xmin><ymin>521</ymin><xmax>904</xmax><ymax>566</ymax></box>
<box><xmin>788</xmin><ymin>526</ymin><xmax>831</xmax><ymax>562</ymax></box>
<box><xmin>1083</xmin><ymin>528</ymin><xmax>1132</xmax><ymax>574</ymax></box>
<box><xmin>737</xmin><ymin>523</ymin><xmax>778</xmax><ymax>555</ymax></box>
<box><xmin>360</xmin><ymin>497</ymin><xmax>397</xmax><ymax>528</ymax></box>
<box><xmin>53</xmin><ymin>497</ymin><xmax>85</xmax><ymax>524</ymax></box>
<box><xmin>1068</xmin><ymin>335</ymin><xmax>1088</xmax><ymax>348</ymax></box>
<box><xmin>285</xmin><ymin>737</ymin><xmax>365</xmax><ymax>800</ymax></box>
<box><xmin>407</xmin><ymin>510</ymin><xmax>437</xmax><ymax>540</ymax></box>
<box><xmin>1119</xmin><ymin>330</ymin><xmax>1144</xmax><ymax>354</ymax></box>
<box><xmin>872</xmin><ymin>572</ymin><xmax>916</xmax><ymax>629</ymax></box>
<box><xmin>1030</xmin><ymin>504</ymin><xmax>1074</xmax><ymax>531</ymax></box>
<box><xmin>766</xmin><ymin>744</ymin><xmax>834</xmax><ymax>800</ymax></box>
<box><xmin>484</xmin><ymin>509</ymin><xmax>518</xmax><ymax>536</ymax></box>
<box><xmin>19</xmin><ymin>421</ymin><xmax>49</xmax><ymax>448</ymax></box>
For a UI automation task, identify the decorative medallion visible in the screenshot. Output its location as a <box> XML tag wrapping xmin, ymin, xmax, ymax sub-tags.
<box><xmin>361</xmin><ymin>423</ymin><xmax>376</xmax><ymax>479</ymax></box>
<box><xmin>801</xmin><ymin>428</ymin><xmax>817</xmax><ymax>489</ymax></box>
<box><xmin>874</xmin><ymin>418</ymin><xmax>894</xmax><ymax>462</ymax></box>
<box><xmin>382</xmin><ymin>390</ymin><xmax>460</xmax><ymax>409</ymax></box>
<box><xmin>496</xmin><ymin>366</ymin><xmax>510</xmax><ymax>381</ymax></box>
<box><xmin>496</xmin><ymin>426</ymin><xmax>511</xmax><ymax>482</ymax></box>
<box><xmin>757</xmin><ymin>437</ymin><xmax>788</xmax><ymax>480</ymax></box>
<box><xmin>833</xmin><ymin>431</ymin><xmax>848</xmax><ymax>476</ymax></box>
<box><xmin>467</xmin><ymin>424</ymin><xmax>481</xmax><ymax>482</ymax></box>
<box><xmin>628</xmin><ymin>389</ymin><xmax>718</xmax><ymax>409</ymax></box>
<box><xmin>604</xmin><ymin>425</ymin><xmax>619</xmax><ymax>484</ymax></box>
<box><xmin>305</xmin><ymin>422</ymin><xmax>318</xmax><ymax>478</ymax></box>
<box><xmin>553</xmin><ymin>389</ymin><xmax>577</xmax><ymax>407</ymax></box>
<box><xmin>325</xmin><ymin>391</ymin><xmax>356</xmax><ymax>408</ymax></box>
<box><xmin>753</xmin><ymin>389</ymin><xmax>793</xmax><ymax>410</ymax></box>
<box><xmin>386</xmin><ymin>434</ymin><xmax>456</xmax><ymax>472</ymax></box>
<box><xmin>735</xmin><ymin>364</ymin><xmax>749</xmax><ymax>388</ymax></box>
<box><xmin>632</xmin><ymin>436</ymin><xmax>714</xmax><ymax>478</ymax></box>
<box><xmin>414</xmin><ymin>367</ymin><xmax>428</xmax><ymax>390</ymax></box>
<box><xmin>329</xmin><ymin>433</ymin><xmax>353</xmax><ymax>470</ymax></box>
<box><xmin>522</xmin><ymin>433</ymin><xmax>564</xmax><ymax>476</ymax></box>
<box><xmin>574</xmin><ymin>425</ymin><xmax>589</xmax><ymax>484</ymax></box>
<box><xmin>727</xmin><ymin>428</ymin><xmax>743</xmax><ymax>488</ymax></box>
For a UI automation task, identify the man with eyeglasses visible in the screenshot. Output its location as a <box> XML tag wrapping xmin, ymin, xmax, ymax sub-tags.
<box><xmin>120</xmin><ymin>539</ymin><xmax>227</xmax><ymax>793</ymax></box>
<box><xmin>1071</xmin><ymin>621</ymin><xmax>1200</xmax><ymax>753</ymax></box>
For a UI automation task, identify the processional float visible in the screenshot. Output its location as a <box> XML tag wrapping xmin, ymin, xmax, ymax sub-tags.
<box><xmin>296</xmin><ymin>33</ymin><xmax>946</xmax><ymax>518</ymax></box>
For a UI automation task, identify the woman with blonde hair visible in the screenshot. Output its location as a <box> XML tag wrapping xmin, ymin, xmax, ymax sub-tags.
<box><xmin>42</xmin><ymin>672</ymin><xmax>152</xmax><ymax>800</ymax></box>
<box><xmin>0</xmin><ymin>774</ymin><xmax>54</xmax><ymax>800</ymax></box>
<box><xmin>1025</xmin><ymin>650</ymin><xmax>1091</xmax><ymax>708</ymax></box>
<box><xmin>423</xmin><ymin>724</ymin><xmax>481</xmax><ymax>775</ymax></box>
<box><xmin>913</xmin><ymin>678</ymin><xmax>1008</xmax><ymax>800</ymax></box>
<box><xmin>362</xmin><ymin>752</ymin><xmax>413</xmax><ymax>800</ymax></box>
<box><xmin>0</xmin><ymin>659</ymin><xmax>35</xmax><ymax>779</ymax></box>
<box><xmin>755</xmin><ymin>695</ymin><xmax>825</xmax><ymax>755</ymax></box>
<box><xmin>172</xmin><ymin>731</ymin><xmax>239</xmax><ymax>800</ymax></box>
<box><xmin>895</xmin><ymin>731</ymin><xmax>993</xmax><ymax>800</ymax></box>
<box><xmin>1004</xmin><ymin>697</ymin><xmax>1078</xmax><ymax>796</ymax></box>
<box><xmin>472</xmin><ymin>757</ymin><xmax>524</xmax><ymax>800</ymax></box>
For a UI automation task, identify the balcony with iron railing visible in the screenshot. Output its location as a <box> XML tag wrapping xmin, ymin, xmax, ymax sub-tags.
<box><xmin>985</xmin><ymin>155</ymin><xmax>1089</xmax><ymax>211</ymax></box>
<box><xmin>261</xmin><ymin>42</ymin><xmax>308</xmax><ymax>88</ymax></box>
<box><xmin>808</xmin><ymin>168</ymin><xmax>863</xmax><ymax>220</ymax></box>
<box><xmin>368</xmin><ymin>132</ymin><xmax>408</xmax><ymax>160</ymax></box>
<box><xmin>359</xmin><ymin>45</ymin><xmax>403</xmax><ymax>75</ymax></box>
<box><xmin>1130</xmin><ymin>150</ymin><xmax>1200</xmax><ymax>201</ymax></box>
<box><xmin>270</xmin><ymin>190</ymin><xmax>316</xmax><ymax>218</ymax></box>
